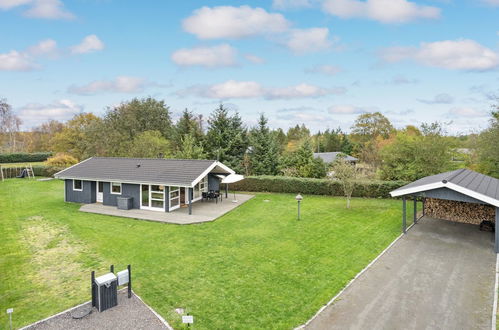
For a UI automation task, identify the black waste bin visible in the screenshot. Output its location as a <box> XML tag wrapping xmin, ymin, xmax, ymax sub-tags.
<box><xmin>94</xmin><ymin>273</ymin><xmax>118</xmax><ymax>312</ymax></box>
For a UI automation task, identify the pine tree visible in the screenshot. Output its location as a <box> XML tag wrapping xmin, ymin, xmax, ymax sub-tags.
<box><xmin>249</xmin><ymin>114</ymin><xmax>280</xmax><ymax>175</ymax></box>
<box><xmin>175</xmin><ymin>134</ymin><xmax>205</xmax><ymax>159</ymax></box>
<box><xmin>205</xmin><ymin>104</ymin><xmax>248</xmax><ymax>172</ymax></box>
<box><xmin>175</xmin><ymin>109</ymin><xmax>203</xmax><ymax>149</ymax></box>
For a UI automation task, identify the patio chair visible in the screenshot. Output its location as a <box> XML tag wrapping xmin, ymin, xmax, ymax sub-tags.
<box><xmin>202</xmin><ymin>192</ymin><xmax>208</xmax><ymax>202</ymax></box>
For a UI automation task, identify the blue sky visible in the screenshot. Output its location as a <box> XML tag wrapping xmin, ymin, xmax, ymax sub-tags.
<box><xmin>1</xmin><ymin>0</ymin><xmax>498</xmax><ymax>134</ymax></box>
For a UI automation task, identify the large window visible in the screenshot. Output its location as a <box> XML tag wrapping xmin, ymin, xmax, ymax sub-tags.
<box><xmin>110</xmin><ymin>182</ymin><xmax>121</xmax><ymax>194</ymax></box>
<box><xmin>73</xmin><ymin>179</ymin><xmax>82</xmax><ymax>191</ymax></box>
<box><xmin>169</xmin><ymin>186</ymin><xmax>180</xmax><ymax>209</ymax></box>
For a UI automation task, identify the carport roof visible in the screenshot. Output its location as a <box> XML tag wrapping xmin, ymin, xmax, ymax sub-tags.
<box><xmin>54</xmin><ymin>157</ymin><xmax>235</xmax><ymax>187</ymax></box>
<box><xmin>390</xmin><ymin>168</ymin><xmax>499</xmax><ymax>207</ymax></box>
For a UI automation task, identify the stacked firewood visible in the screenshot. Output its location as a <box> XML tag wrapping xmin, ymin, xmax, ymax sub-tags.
<box><xmin>424</xmin><ymin>198</ymin><xmax>495</xmax><ymax>225</ymax></box>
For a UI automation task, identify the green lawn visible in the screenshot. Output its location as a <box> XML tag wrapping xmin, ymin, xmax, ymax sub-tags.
<box><xmin>0</xmin><ymin>179</ymin><xmax>416</xmax><ymax>329</ymax></box>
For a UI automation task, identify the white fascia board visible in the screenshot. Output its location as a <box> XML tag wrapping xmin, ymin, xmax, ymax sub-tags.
<box><xmin>190</xmin><ymin>161</ymin><xmax>235</xmax><ymax>187</ymax></box>
<box><xmin>53</xmin><ymin>157</ymin><xmax>93</xmax><ymax>178</ymax></box>
<box><xmin>446</xmin><ymin>182</ymin><xmax>499</xmax><ymax>208</ymax></box>
<box><xmin>55</xmin><ymin>176</ymin><xmax>190</xmax><ymax>188</ymax></box>
<box><xmin>389</xmin><ymin>182</ymin><xmax>444</xmax><ymax>197</ymax></box>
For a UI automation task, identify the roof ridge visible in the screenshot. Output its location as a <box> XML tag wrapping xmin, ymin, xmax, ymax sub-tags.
<box><xmin>92</xmin><ymin>157</ymin><xmax>215</xmax><ymax>162</ymax></box>
<box><xmin>443</xmin><ymin>168</ymin><xmax>467</xmax><ymax>183</ymax></box>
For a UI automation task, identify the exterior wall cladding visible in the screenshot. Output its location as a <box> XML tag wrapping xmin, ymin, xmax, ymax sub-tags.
<box><xmin>65</xmin><ymin>179</ymin><xmax>96</xmax><ymax>204</ymax></box>
<box><xmin>102</xmin><ymin>182</ymin><xmax>140</xmax><ymax>209</ymax></box>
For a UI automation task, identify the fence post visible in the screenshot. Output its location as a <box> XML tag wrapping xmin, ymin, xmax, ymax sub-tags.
<box><xmin>127</xmin><ymin>264</ymin><xmax>132</xmax><ymax>298</ymax></box>
<box><xmin>91</xmin><ymin>271</ymin><xmax>95</xmax><ymax>307</ymax></box>
<box><xmin>110</xmin><ymin>265</ymin><xmax>114</xmax><ymax>273</ymax></box>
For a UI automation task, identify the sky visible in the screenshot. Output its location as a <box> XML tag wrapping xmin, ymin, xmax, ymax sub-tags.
<box><xmin>0</xmin><ymin>0</ymin><xmax>498</xmax><ymax>134</ymax></box>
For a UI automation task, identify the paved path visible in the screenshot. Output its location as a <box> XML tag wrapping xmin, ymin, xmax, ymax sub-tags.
<box><xmin>80</xmin><ymin>194</ymin><xmax>253</xmax><ymax>224</ymax></box>
<box><xmin>307</xmin><ymin>217</ymin><xmax>496</xmax><ymax>330</ymax></box>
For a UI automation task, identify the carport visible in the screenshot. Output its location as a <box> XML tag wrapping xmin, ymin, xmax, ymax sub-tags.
<box><xmin>390</xmin><ymin>168</ymin><xmax>499</xmax><ymax>252</ymax></box>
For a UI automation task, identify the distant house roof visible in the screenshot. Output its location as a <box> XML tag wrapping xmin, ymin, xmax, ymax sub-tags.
<box><xmin>54</xmin><ymin>157</ymin><xmax>234</xmax><ymax>187</ymax></box>
<box><xmin>390</xmin><ymin>168</ymin><xmax>499</xmax><ymax>207</ymax></box>
<box><xmin>313</xmin><ymin>152</ymin><xmax>358</xmax><ymax>163</ymax></box>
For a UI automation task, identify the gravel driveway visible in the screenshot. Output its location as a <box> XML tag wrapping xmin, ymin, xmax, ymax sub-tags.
<box><xmin>306</xmin><ymin>217</ymin><xmax>496</xmax><ymax>330</ymax></box>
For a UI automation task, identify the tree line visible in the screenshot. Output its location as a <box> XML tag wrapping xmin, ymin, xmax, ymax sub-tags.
<box><xmin>1</xmin><ymin>97</ymin><xmax>498</xmax><ymax>180</ymax></box>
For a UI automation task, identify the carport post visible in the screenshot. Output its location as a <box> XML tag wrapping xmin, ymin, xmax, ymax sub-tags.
<box><xmin>402</xmin><ymin>197</ymin><xmax>407</xmax><ymax>234</ymax></box>
<box><xmin>422</xmin><ymin>198</ymin><xmax>425</xmax><ymax>216</ymax></box>
<box><xmin>495</xmin><ymin>208</ymin><xmax>499</xmax><ymax>253</ymax></box>
<box><xmin>413</xmin><ymin>197</ymin><xmax>417</xmax><ymax>224</ymax></box>
<box><xmin>188</xmin><ymin>187</ymin><xmax>193</xmax><ymax>215</ymax></box>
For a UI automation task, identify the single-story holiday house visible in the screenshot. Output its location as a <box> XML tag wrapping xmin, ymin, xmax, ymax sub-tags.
<box><xmin>54</xmin><ymin>157</ymin><xmax>238</xmax><ymax>215</ymax></box>
<box><xmin>313</xmin><ymin>152</ymin><xmax>358</xmax><ymax>164</ymax></box>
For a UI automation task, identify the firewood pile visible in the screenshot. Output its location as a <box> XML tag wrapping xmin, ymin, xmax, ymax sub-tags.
<box><xmin>424</xmin><ymin>198</ymin><xmax>495</xmax><ymax>225</ymax></box>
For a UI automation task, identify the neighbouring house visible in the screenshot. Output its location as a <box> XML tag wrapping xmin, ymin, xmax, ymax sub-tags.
<box><xmin>390</xmin><ymin>168</ymin><xmax>499</xmax><ymax>252</ymax></box>
<box><xmin>54</xmin><ymin>157</ymin><xmax>236</xmax><ymax>215</ymax></box>
<box><xmin>313</xmin><ymin>152</ymin><xmax>358</xmax><ymax>164</ymax></box>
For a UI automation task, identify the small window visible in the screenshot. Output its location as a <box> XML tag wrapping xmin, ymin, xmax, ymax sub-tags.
<box><xmin>73</xmin><ymin>180</ymin><xmax>83</xmax><ymax>191</ymax></box>
<box><xmin>111</xmin><ymin>182</ymin><xmax>121</xmax><ymax>194</ymax></box>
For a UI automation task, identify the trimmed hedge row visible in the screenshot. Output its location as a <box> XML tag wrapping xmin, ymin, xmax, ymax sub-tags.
<box><xmin>32</xmin><ymin>165</ymin><xmax>64</xmax><ymax>177</ymax></box>
<box><xmin>230</xmin><ymin>176</ymin><xmax>409</xmax><ymax>198</ymax></box>
<box><xmin>0</xmin><ymin>152</ymin><xmax>53</xmax><ymax>163</ymax></box>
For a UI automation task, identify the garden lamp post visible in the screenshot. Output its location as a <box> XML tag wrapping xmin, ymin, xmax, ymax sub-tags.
<box><xmin>295</xmin><ymin>194</ymin><xmax>303</xmax><ymax>220</ymax></box>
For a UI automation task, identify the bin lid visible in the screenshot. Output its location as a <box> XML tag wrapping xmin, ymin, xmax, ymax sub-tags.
<box><xmin>95</xmin><ymin>273</ymin><xmax>117</xmax><ymax>286</ymax></box>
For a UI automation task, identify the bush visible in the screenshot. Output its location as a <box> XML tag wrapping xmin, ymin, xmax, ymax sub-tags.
<box><xmin>230</xmin><ymin>175</ymin><xmax>408</xmax><ymax>198</ymax></box>
<box><xmin>31</xmin><ymin>165</ymin><xmax>65</xmax><ymax>177</ymax></box>
<box><xmin>45</xmin><ymin>153</ymin><xmax>78</xmax><ymax>167</ymax></box>
<box><xmin>0</xmin><ymin>152</ymin><xmax>53</xmax><ymax>163</ymax></box>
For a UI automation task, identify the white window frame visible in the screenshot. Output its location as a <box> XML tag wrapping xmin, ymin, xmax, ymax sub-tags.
<box><xmin>169</xmin><ymin>186</ymin><xmax>180</xmax><ymax>211</ymax></box>
<box><xmin>73</xmin><ymin>179</ymin><xmax>83</xmax><ymax>191</ymax></box>
<box><xmin>110</xmin><ymin>182</ymin><xmax>122</xmax><ymax>195</ymax></box>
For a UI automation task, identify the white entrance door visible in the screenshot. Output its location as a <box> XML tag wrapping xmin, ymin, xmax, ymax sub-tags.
<box><xmin>140</xmin><ymin>184</ymin><xmax>165</xmax><ymax>211</ymax></box>
<box><xmin>96</xmin><ymin>181</ymin><xmax>103</xmax><ymax>203</ymax></box>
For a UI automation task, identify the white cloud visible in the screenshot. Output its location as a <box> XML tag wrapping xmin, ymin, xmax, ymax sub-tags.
<box><xmin>418</xmin><ymin>93</ymin><xmax>454</xmax><ymax>104</ymax></box>
<box><xmin>68</xmin><ymin>76</ymin><xmax>151</xmax><ymax>95</ymax></box>
<box><xmin>70</xmin><ymin>35</ymin><xmax>105</xmax><ymax>54</ymax></box>
<box><xmin>388</xmin><ymin>74</ymin><xmax>417</xmax><ymax>85</ymax></box>
<box><xmin>26</xmin><ymin>39</ymin><xmax>58</xmax><ymax>57</ymax></box>
<box><xmin>182</xmin><ymin>5</ymin><xmax>290</xmax><ymax>39</ymax></box>
<box><xmin>322</xmin><ymin>0</ymin><xmax>440</xmax><ymax>23</ymax></box>
<box><xmin>305</xmin><ymin>64</ymin><xmax>342</xmax><ymax>75</ymax></box>
<box><xmin>177</xmin><ymin>80</ymin><xmax>345</xmax><ymax>99</ymax></box>
<box><xmin>328</xmin><ymin>105</ymin><xmax>367</xmax><ymax>114</ymax></box>
<box><xmin>272</xmin><ymin>0</ymin><xmax>314</xmax><ymax>9</ymax></box>
<box><xmin>381</xmin><ymin>39</ymin><xmax>499</xmax><ymax>71</ymax></box>
<box><xmin>171</xmin><ymin>44</ymin><xmax>237</xmax><ymax>68</ymax></box>
<box><xmin>0</xmin><ymin>0</ymin><xmax>30</xmax><ymax>10</ymax></box>
<box><xmin>22</xmin><ymin>0</ymin><xmax>74</xmax><ymax>20</ymax></box>
<box><xmin>447</xmin><ymin>107</ymin><xmax>489</xmax><ymax>118</ymax></box>
<box><xmin>482</xmin><ymin>0</ymin><xmax>499</xmax><ymax>6</ymax></box>
<box><xmin>244</xmin><ymin>54</ymin><xmax>265</xmax><ymax>64</ymax></box>
<box><xmin>284</xmin><ymin>28</ymin><xmax>333</xmax><ymax>54</ymax></box>
<box><xmin>267</xmin><ymin>83</ymin><xmax>343</xmax><ymax>99</ymax></box>
<box><xmin>18</xmin><ymin>99</ymin><xmax>82</xmax><ymax>128</ymax></box>
<box><xmin>0</xmin><ymin>50</ymin><xmax>37</xmax><ymax>71</ymax></box>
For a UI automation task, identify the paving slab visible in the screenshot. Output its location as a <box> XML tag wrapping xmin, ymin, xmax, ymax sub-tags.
<box><xmin>80</xmin><ymin>193</ymin><xmax>253</xmax><ymax>224</ymax></box>
<box><xmin>306</xmin><ymin>217</ymin><xmax>496</xmax><ymax>330</ymax></box>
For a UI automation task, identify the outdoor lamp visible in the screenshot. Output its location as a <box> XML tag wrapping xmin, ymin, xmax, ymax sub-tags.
<box><xmin>295</xmin><ymin>194</ymin><xmax>303</xmax><ymax>220</ymax></box>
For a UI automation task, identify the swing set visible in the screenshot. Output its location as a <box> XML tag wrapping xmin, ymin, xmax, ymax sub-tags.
<box><xmin>0</xmin><ymin>164</ymin><xmax>35</xmax><ymax>181</ymax></box>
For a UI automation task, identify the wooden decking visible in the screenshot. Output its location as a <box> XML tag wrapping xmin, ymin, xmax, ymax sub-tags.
<box><xmin>79</xmin><ymin>194</ymin><xmax>254</xmax><ymax>224</ymax></box>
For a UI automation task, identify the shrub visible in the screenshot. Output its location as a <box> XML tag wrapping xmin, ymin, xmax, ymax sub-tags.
<box><xmin>45</xmin><ymin>153</ymin><xmax>78</xmax><ymax>167</ymax></box>
<box><xmin>230</xmin><ymin>175</ymin><xmax>408</xmax><ymax>198</ymax></box>
<box><xmin>31</xmin><ymin>165</ymin><xmax>65</xmax><ymax>177</ymax></box>
<box><xmin>0</xmin><ymin>152</ymin><xmax>53</xmax><ymax>163</ymax></box>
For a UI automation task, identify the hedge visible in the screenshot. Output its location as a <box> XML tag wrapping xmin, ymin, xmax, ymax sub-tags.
<box><xmin>0</xmin><ymin>152</ymin><xmax>53</xmax><ymax>163</ymax></box>
<box><xmin>32</xmin><ymin>165</ymin><xmax>65</xmax><ymax>177</ymax></box>
<box><xmin>230</xmin><ymin>176</ymin><xmax>409</xmax><ymax>198</ymax></box>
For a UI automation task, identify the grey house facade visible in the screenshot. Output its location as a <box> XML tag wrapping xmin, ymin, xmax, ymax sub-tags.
<box><xmin>55</xmin><ymin>157</ymin><xmax>235</xmax><ymax>215</ymax></box>
<box><xmin>390</xmin><ymin>168</ymin><xmax>499</xmax><ymax>252</ymax></box>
